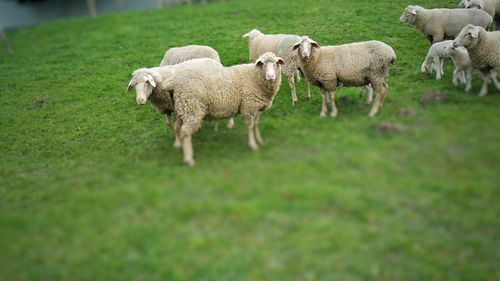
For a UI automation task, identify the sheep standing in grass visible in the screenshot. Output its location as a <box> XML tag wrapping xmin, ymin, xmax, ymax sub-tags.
<box><xmin>464</xmin><ymin>0</ymin><xmax>500</xmax><ymax>30</ymax></box>
<box><xmin>421</xmin><ymin>40</ymin><xmax>454</xmax><ymax>80</ymax></box>
<box><xmin>292</xmin><ymin>36</ymin><xmax>396</xmax><ymax>118</ymax></box>
<box><xmin>243</xmin><ymin>29</ymin><xmax>310</xmax><ymax>107</ymax></box>
<box><xmin>153</xmin><ymin>53</ymin><xmax>284</xmax><ymax>166</ymax></box>
<box><xmin>453</xmin><ymin>24</ymin><xmax>500</xmax><ymax>96</ymax></box>
<box><xmin>399</xmin><ymin>5</ymin><xmax>492</xmax><ymax>44</ymax></box>
<box><xmin>159</xmin><ymin>45</ymin><xmax>235</xmax><ymax>129</ymax></box>
<box><xmin>443</xmin><ymin>43</ymin><xmax>474</xmax><ymax>91</ymax></box>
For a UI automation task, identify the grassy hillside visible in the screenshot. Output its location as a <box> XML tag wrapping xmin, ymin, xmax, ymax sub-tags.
<box><xmin>1</xmin><ymin>0</ymin><xmax>499</xmax><ymax>280</ymax></box>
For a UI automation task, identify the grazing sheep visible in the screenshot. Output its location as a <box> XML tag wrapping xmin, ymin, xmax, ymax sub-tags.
<box><xmin>453</xmin><ymin>24</ymin><xmax>500</xmax><ymax>96</ymax></box>
<box><xmin>154</xmin><ymin>53</ymin><xmax>284</xmax><ymax>166</ymax></box>
<box><xmin>464</xmin><ymin>0</ymin><xmax>500</xmax><ymax>30</ymax></box>
<box><xmin>159</xmin><ymin>45</ymin><xmax>235</xmax><ymax>129</ymax></box>
<box><xmin>399</xmin><ymin>5</ymin><xmax>492</xmax><ymax>44</ymax></box>
<box><xmin>443</xmin><ymin>43</ymin><xmax>474</xmax><ymax>91</ymax></box>
<box><xmin>160</xmin><ymin>45</ymin><xmax>220</xmax><ymax>66</ymax></box>
<box><xmin>292</xmin><ymin>36</ymin><xmax>396</xmax><ymax>118</ymax></box>
<box><xmin>421</xmin><ymin>40</ymin><xmax>454</xmax><ymax>80</ymax></box>
<box><xmin>243</xmin><ymin>29</ymin><xmax>310</xmax><ymax>106</ymax></box>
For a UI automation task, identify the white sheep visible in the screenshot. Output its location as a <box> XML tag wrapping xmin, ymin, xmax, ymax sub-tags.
<box><xmin>464</xmin><ymin>0</ymin><xmax>500</xmax><ymax>30</ymax></box>
<box><xmin>292</xmin><ymin>36</ymin><xmax>396</xmax><ymax>118</ymax></box>
<box><xmin>160</xmin><ymin>45</ymin><xmax>220</xmax><ymax>66</ymax></box>
<box><xmin>243</xmin><ymin>29</ymin><xmax>310</xmax><ymax>107</ymax></box>
<box><xmin>421</xmin><ymin>40</ymin><xmax>454</xmax><ymax>80</ymax></box>
<box><xmin>453</xmin><ymin>24</ymin><xmax>500</xmax><ymax>96</ymax></box>
<box><xmin>159</xmin><ymin>45</ymin><xmax>235</xmax><ymax>130</ymax></box>
<box><xmin>399</xmin><ymin>5</ymin><xmax>492</xmax><ymax>44</ymax></box>
<box><xmin>443</xmin><ymin>43</ymin><xmax>474</xmax><ymax>91</ymax></box>
<box><xmin>133</xmin><ymin>53</ymin><xmax>284</xmax><ymax>166</ymax></box>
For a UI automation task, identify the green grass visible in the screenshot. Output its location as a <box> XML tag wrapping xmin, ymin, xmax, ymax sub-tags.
<box><xmin>1</xmin><ymin>0</ymin><xmax>499</xmax><ymax>280</ymax></box>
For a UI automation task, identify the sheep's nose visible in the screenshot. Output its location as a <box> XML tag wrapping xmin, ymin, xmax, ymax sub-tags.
<box><xmin>302</xmin><ymin>53</ymin><xmax>309</xmax><ymax>59</ymax></box>
<box><xmin>266</xmin><ymin>74</ymin><xmax>276</xmax><ymax>81</ymax></box>
<box><xmin>137</xmin><ymin>98</ymin><xmax>145</xmax><ymax>105</ymax></box>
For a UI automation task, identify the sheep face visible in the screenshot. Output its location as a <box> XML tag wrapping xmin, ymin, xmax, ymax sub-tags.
<box><xmin>443</xmin><ymin>43</ymin><xmax>458</xmax><ymax>56</ymax></box>
<box><xmin>453</xmin><ymin>24</ymin><xmax>481</xmax><ymax>48</ymax></box>
<box><xmin>458</xmin><ymin>0</ymin><xmax>470</xmax><ymax>8</ymax></box>
<box><xmin>255</xmin><ymin>52</ymin><xmax>284</xmax><ymax>81</ymax></box>
<box><xmin>127</xmin><ymin>73</ymin><xmax>156</xmax><ymax>105</ymax></box>
<box><xmin>292</xmin><ymin>36</ymin><xmax>320</xmax><ymax>61</ymax></box>
<box><xmin>399</xmin><ymin>6</ymin><xmax>418</xmax><ymax>24</ymax></box>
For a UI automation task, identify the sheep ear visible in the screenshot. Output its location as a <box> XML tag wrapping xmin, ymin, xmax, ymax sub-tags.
<box><xmin>145</xmin><ymin>75</ymin><xmax>156</xmax><ymax>88</ymax></box>
<box><xmin>127</xmin><ymin>80</ymin><xmax>134</xmax><ymax>93</ymax></box>
<box><xmin>311</xmin><ymin>41</ymin><xmax>320</xmax><ymax>48</ymax></box>
<box><xmin>255</xmin><ymin>60</ymin><xmax>264</xmax><ymax>67</ymax></box>
<box><xmin>276</xmin><ymin>57</ymin><xmax>285</xmax><ymax>65</ymax></box>
<box><xmin>292</xmin><ymin>43</ymin><xmax>300</xmax><ymax>51</ymax></box>
<box><xmin>411</xmin><ymin>8</ymin><xmax>417</xmax><ymax>15</ymax></box>
<box><xmin>242</xmin><ymin>32</ymin><xmax>250</xmax><ymax>38</ymax></box>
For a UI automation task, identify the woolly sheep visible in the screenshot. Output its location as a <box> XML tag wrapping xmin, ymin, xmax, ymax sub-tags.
<box><xmin>443</xmin><ymin>43</ymin><xmax>474</xmax><ymax>91</ymax></box>
<box><xmin>464</xmin><ymin>0</ymin><xmax>500</xmax><ymax>30</ymax></box>
<box><xmin>127</xmin><ymin>59</ymin><xmax>214</xmax><ymax>148</ymax></box>
<box><xmin>292</xmin><ymin>36</ymin><xmax>396</xmax><ymax>118</ymax></box>
<box><xmin>160</xmin><ymin>45</ymin><xmax>220</xmax><ymax>66</ymax></box>
<box><xmin>159</xmin><ymin>45</ymin><xmax>235</xmax><ymax>129</ymax></box>
<box><xmin>421</xmin><ymin>40</ymin><xmax>454</xmax><ymax>80</ymax></box>
<box><xmin>243</xmin><ymin>29</ymin><xmax>310</xmax><ymax>106</ymax></box>
<box><xmin>399</xmin><ymin>5</ymin><xmax>492</xmax><ymax>44</ymax></box>
<box><xmin>155</xmin><ymin>53</ymin><xmax>284</xmax><ymax>166</ymax></box>
<box><xmin>453</xmin><ymin>24</ymin><xmax>500</xmax><ymax>96</ymax></box>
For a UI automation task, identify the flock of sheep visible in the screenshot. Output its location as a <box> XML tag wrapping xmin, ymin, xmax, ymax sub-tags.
<box><xmin>127</xmin><ymin>1</ymin><xmax>500</xmax><ymax>166</ymax></box>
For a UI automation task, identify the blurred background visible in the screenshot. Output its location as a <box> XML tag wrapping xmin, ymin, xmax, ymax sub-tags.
<box><xmin>0</xmin><ymin>0</ymin><xmax>208</xmax><ymax>29</ymax></box>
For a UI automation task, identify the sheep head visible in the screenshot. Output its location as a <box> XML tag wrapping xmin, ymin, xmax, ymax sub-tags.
<box><xmin>255</xmin><ymin>52</ymin><xmax>284</xmax><ymax>81</ymax></box>
<box><xmin>127</xmin><ymin>69</ymin><xmax>157</xmax><ymax>105</ymax></box>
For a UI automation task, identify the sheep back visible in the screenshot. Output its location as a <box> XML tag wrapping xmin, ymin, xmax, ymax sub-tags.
<box><xmin>160</xmin><ymin>45</ymin><xmax>221</xmax><ymax>66</ymax></box>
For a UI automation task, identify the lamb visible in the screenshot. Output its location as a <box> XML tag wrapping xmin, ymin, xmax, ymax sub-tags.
<box><xmin>464</xmin><ymin>0</ymin><xmax>500</xmax><ymax>30</ymax></box>
<box><xmin>159</xmin><ymin>45</ymin><xmax>235</xmax><ymax>130</ymax></box>
<box><xmin>160</xmin><ymin>45</ymin><xmax>220</xmax><ymax>66</ymax></box>
<box><xmin>443</xmin><ymin>43</ymin><xmax>474</xmax><ymax>91</ymax></box>
<box><xmin>453</xmin><ymin>24</ymin><xmax>500</xmax><ymax>96</ymax></box>
<box><xmin>292</xmin><ymin>36</ymin><xmax>396</xmax><ymax>118</ymax></box>
<box><xmin>399</xmin><ymin>5</ymin><xmax>492</xmax><ymax>44</ymax></box>
<box><xmin>134</xmin><ymin>53</ymin><xmax>284</xmax><ymax>166</ymax></box>
<box><xmin>243</xmin><ymin>29</ymin><xmax>310</xmax><ymax>106</ymax></box>
<box><xmin>421</xmin><ymin>40</ymin><xmax>454</xmax><ymax>80</ymax></box>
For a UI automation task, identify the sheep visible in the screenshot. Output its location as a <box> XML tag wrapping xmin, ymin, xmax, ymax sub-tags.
<box><xmin>292</xmin><ymin>36</ymin><xmax>396</xmax><ymax>118</ymax></box>
<box><xmin>399</xmin><ymin>5</ymin><xmax>492</xmax><ymax>44</ymax></box>
<box><xmin>453</xmin><ymin>24</ymin><xmax>500</xmax><ymax>96</ymax></box>
<box><xmin>443</xmin><ymin>43</ymin><xmax>474</xmax><ymax>91</ymax></box>
<box><xmin>464</xmin><ymin>0</ymin><xmax>500</xmax><ymax>30</ymax></box>
<box><xmin>159</xmin><ymin>45</ymin><xmax>235</xmax><ymax>129</ymax></box>
<box><xmin>142</xmin><ymin>53</ymin><xmax>284</xmax><ymax>166</ymax></box>
<box><xmin>243</xmin><ymin>29</ymin><xmax>310</xmax><ymax>107</ymax></box>
<box><xmin>160</xmin><ymin>45</ymin><xmax>220</xmax><ymax>66</ymax></box>
<box><xmin>421</xmin><ymin>40</ymin><xmax>455</xmax><ymax>80</ymax></box>
<box><xmin>459</xmin><ymin>0</ymin><xmax>471</xmax><ymax>8</ymax></box>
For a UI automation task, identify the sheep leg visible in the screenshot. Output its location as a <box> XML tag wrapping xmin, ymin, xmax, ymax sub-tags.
<box><xmin>366</xmin><ymin>85</ymin><xmax>373</xmax><ymax>104</ymax></box>
<box><xmin>165</xmin><ymin>113</ymin><xmax>173</xmax><ymax>129</ymax></box>
<box><xmin>329</xmin><ymin>91</ymin><xmax>338</xmax><ymax>118</ymax></box>
<box><xmin>227</xmin><ymin>117</ymin><xmax>235</xmax><ymax>129</ymax></box>
<box><xmin>181</xmin><ymin>135</ymin><xmax>194</xmax><ymax>166</ymax></box>
<box><xmin>465</xmin><ymin>68</ymin><xmax>473</xmax><ymax>92</ymax></box>
<box><xmin>489</xmin><ymin>70</ymin><xmax>500</xmax><ymax>90</ymax></box>
<box><xmin>369</xmin><ymin>82</ymin><xmax>387</xmax><ymax>117</ymax></box>
<box><xmin>319</xmin><ymin>89</ymin><xmax>328</xmax><ymax>118</ymax></box>
<box><xmin>452</xmin><ymin>68</ymin><xmax>459</xmax><ymax>86</ymax></box>
<box><xmin>440</xmin><ymin>59</ymin><xmax>444</xmax><ymax>78</ymax></box>
<box><xmin>477</xmin><ymin>71</ymin><xmax>490</xmax><ymax>97</ymax></box>
<box><xmin>421</xmin><ymin>56</ymin><xmax>432</xmax><ymax>73</ymax></box>
<box><xmin>173</xmin><ymin>118</ymin><xmax>182</xmax><ymax>149</ymax></box>
<box><xmin>244</xmin><ymin>115</ymin><xmax>259</xmax><ymax>151</ymax></box>
<box><xmin>434</xmin><ymin>56</ymin><xmax>442</xmax><ymax>80</ymax></box>
<box><xmin>254</xmin><ymin>113</ymin><xmax>264</xmax><ymax>145</ymax></box>
<box><xmin>178</xmin><ymin>115</ymin><xmax>203</xmax><ymax>166</ymax></box>
<box><xmin>287</xmin><ymin>75</ymin><xmax>298</xmax><ymax>107</ymax></box>
<box><xmin>304</xmin><ymin>76</ymin><xmax>311</xmax><ymax>100</ymax></box>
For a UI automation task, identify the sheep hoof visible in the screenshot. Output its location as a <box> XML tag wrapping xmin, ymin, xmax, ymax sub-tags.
<box><xmin>368</xmin><ymin>111</ymin><xmax>377</xmax><ymax>118</ymax></box>
<box><xmin>330</xmin><ymin>112</ymin><xmax>338</xmax><ymax>118</ymax></box>
<box><xmin>249</xmin><ymin>143</ymin><xmax>259</xmax><ymax>151</ymax></box>
<box><xmin>479</xmin><ymin>91</ymin><xmax>488</xmax><ymax>97</ymax></box>
<box><xmin>305</xmin><ymin>96</ymin><xmax>311</xmax><ymax>101</ymax></box>
<box><xmin>184</xmin><ymin>159</ymin><xmax>195</xmax><ymax>167</ymax></box>
<box><xmin>292</xmin><ymin>101</ymin><xmax>297</xmax><ymax>107</ymax></box>
<box><xmin>227</xmin><ymin>121</ymin><xmax>234</xmax><ymax>129</ymax></box>
<box><xmin>319</xmin><ymin>112</ymin><xmax>327</xmax><ymax>118</ymax></box>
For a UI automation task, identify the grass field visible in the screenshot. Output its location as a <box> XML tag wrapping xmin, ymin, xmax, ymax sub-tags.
<box><xmin>1</xmin><ymin>0</ymin><xmax>499</xmax><ymax>280</ymax></box>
